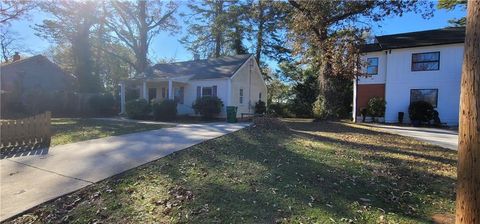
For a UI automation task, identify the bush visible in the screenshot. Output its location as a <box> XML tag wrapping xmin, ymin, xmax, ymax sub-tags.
<box><xmin>267</xmin><ymin>103</ymin><xmax>289</xmax><ymax>117</ymax></box>
<box><xmin>152</xmin><ymin>99</ymin><xmax>177</xmax><ymax>121</ymax></box>
<box><xmin>408</xmin><ymin>101</ymin><xmax>434</xmax><ymax>123</ymax></box>
<box><xmin>367</xmin><ymin>97</ymin><xmax>386</xmax><ymax>118</ymax></box>
<box><xmin>312</xmin><ymin>97</ymin><xmax>326</xmax><ymax>119</ymax></box>
<box><xmin>192</xmin><ymin>96</ymin><xmax>224</xmax><ymax>119</ymax></box>
<box><xmin>126</xmin><ymin>99</ymin><xmax>150</xmax><ymax>119</ymax></box>
<box><xmin>89</xmin><ymin>93</ymin><xmax>115</xmax><ymax>116</ymax></box>
<box><xmin>254</xmin><ymin>100</ymin><xmax>266</xmax><ymax>114</ymax></box>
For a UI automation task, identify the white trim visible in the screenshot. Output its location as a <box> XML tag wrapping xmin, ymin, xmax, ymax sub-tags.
<box><xmin>230</xmin><ymin>55</ymin><xmax>254</xmax><ymax>80</ymax></box>
<box><xmin>227</xmin><ymin>79</ymin><xmax>232</xmax><ymax>106</ymax></box>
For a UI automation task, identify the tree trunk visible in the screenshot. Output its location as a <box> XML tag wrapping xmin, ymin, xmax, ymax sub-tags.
<box><xmin>255</xmin><ymin>0</ymin><xmax>264</xmax><ymax>64</ymax></box>
<box><xmin>315</xmin><ymin>27</ymin><xmax>337</xmax><ymax>119</ymax></box>
<box><xmin>213</xmin><ymin>0</ymin><xmax>224</xmax><ymax>58</ymax></box>
<box><xmin>72</xmin><ymin>22</ymin><xmax>97</xmax><ymax>93</ymax></box>
<box><xmin>456</xmin><ymin>1</ymin><xmax>480</xmax><ymax>223</ymax></box>
<box><xmin>137</xmin><ymin>0</ymin><xmax>148</xmax><ymax>74</ymax></box>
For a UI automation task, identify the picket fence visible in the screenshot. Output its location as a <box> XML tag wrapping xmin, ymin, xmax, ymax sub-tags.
<box><xmin>0</xmin><ymin>111</ymin><xmax>51</xmax><ymax>148</ymax></box>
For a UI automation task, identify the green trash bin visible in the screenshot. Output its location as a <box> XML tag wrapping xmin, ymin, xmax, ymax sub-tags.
<box><xmin>226</xmin><ymin>106</ymin><xmax>238</xmax><ymax>123</ymax></box>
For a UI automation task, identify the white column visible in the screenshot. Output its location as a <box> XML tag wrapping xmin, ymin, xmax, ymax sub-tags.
<box><xmin>352</xmin><ymin>78</ymin><xmax>357</xmax><ymax>122</ymax></box>
<box><xmin>168</xmin><ymin>79</ymin><xmax>173</xmax><ymax>99</ymax></box>
<box><xmin>120</xmin><ymin>81</ymin><xmax>126</xmax><ymax>114</ymax></box>
<box><xmin>142</xmin><ymin>80</ymin><xmax>148</xmax><ymax>100</ymax></box>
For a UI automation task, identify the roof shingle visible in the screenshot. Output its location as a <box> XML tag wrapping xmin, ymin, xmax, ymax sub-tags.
<box><xmin>149</xmin><ymin>54</ymin><xmax>252</xmax><ymax>80</ymax></box>
<box><xmin>361</xmin><ymin>27</ymin><xmax>465</xmax><ymax>53</ymax></box>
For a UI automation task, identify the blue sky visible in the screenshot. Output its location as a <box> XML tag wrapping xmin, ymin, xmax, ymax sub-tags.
<box><xmin>8</xmin><ymin>2</ymin><xmax>466</xmax><ymax>65</ymax></box>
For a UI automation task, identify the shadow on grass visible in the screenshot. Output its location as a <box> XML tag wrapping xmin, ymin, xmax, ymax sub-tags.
<box><xmin>7</xmin><ymin>120</ymin><xmax>455</xmax><ymax>223</ymax></box>
<box><xmin>113</xmin><ymin>121</ymin><xmax>454</xmax><ymax>223</ymax></box>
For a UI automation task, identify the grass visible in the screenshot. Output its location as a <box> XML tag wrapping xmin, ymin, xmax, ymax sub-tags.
<box><xmin>7</xmin><ymin>119</ymin><xmax>456</xmax><ymax>223</ymax></box>
<box><xmin>51</xmin><ymin>118</ymin><xmax>170</xmax><ymax>146</ymax></box>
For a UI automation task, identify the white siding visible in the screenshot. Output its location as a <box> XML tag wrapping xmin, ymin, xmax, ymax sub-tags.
<box><xmin>181</xmin><ymin>79</ymin><xmax>230</xmax><ymax>117</ymax></box>
<box><xmin>359</xmin><ymin>43</ymin><xmax>463</xmax><ymax>125</ymax></box>
<box><xmin>230</xmin><ymin>57</ymin><xmax>268</xmax><ymax>116</ymax></box>
<box><xmin>358</xmin><ymin>51</ymin><xmax>387</xmax><ymax>84</ymax></box>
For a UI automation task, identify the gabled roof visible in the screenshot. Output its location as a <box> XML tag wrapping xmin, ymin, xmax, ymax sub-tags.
<box><xmin>1</xmin><ymin>55</ymin><xmax>75</xmax><ymax>79</ymax></box>
<box><xmin>149</xmin><ymin>54</ymin><xmax>252</xmax><ymax>80</ymax></box>
<box><xmin>1</xmin><ymin>55</ymin><xmax>77</xmax><ymax>92</ymax></box>
<box><xmin>361</xmin><ymin>27</ymin><xmax>465</xmax><ymax>53</ymax></box>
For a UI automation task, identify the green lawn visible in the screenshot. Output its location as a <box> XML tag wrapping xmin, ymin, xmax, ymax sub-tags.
<box><xmin>9</xmin><ymin>119</ymin><xmax>456</xmax><ymax>223</ymax></box>
<box><xmin>51</xmin><ymin>118</ymin><xmax>170</xmax><ymax>146</ymax></box>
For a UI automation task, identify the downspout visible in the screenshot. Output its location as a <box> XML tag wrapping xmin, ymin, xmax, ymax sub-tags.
<box><xmin>248</xmin><ymin>58</ymin><xmax>252</xmax><ymax>113</ymax></box>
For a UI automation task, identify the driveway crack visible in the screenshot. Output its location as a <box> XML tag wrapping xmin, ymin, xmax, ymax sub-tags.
<box><xmin>6</xmin><ymin>159</ymin><xmax>94</xmax><ymax>184</ymax></box>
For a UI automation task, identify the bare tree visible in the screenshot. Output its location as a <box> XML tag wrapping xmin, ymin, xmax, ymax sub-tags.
<box><xmin>0</xmin><ymin>27</ymin><xmax>16</xmax><ymax>62</ymax></box>
<box><xmin>0</xmin><ymin>0</ymin><xmax>36</xmax><ymax>24</ymax></box>
<box><xmin>456</xmin><ymin>0</ymin><xmax>480</xmax><ymax>223</ymax></box>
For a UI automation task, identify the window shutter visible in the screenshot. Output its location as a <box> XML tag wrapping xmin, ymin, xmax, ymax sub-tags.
<box><xmin>196</xmin><ymin>86</ymin><xmax>201</xmax><ymax>98</ymax></box>
<box><xmin>212</xmin><ymin>85</ymin><xmax>217</xmax><ymax>97</ymax></box>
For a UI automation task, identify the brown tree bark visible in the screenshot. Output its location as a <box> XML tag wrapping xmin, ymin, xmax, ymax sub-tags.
<box><xmin>213</xmin><ymin>0</ymin><xmax>224</xmax><ymax>58</ymax></box>
<box><xmin>137</xmin><ymin>0</ymin><xmax>148</xmax><ymax>75</ymax></box>
<box><xmin>456</xmin><ymin>1</ymin><xmax>480</xmax><ymax>223</ymax></box>
<box><xmin>255</xmin><ymin>0</ymin><xmax>264</xmax><ymax>64</ymax></box>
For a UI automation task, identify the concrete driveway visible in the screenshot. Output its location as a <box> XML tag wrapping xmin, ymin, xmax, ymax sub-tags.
<box><xmin>0</xmin><ymin>122</ymin><xmax>249</xmax><ymax>221</ymax></box>
<box><xmin>362</xmin><ymin>123</ymin><xmax>458</xmax><ymax>150</ymax></box>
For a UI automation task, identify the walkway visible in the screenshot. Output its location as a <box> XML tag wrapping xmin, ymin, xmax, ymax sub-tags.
<box><xmin>0</xmin><ymin>122</ymin><xmax>249</xmax><ymax>221</ymax></box>
<box><xmin>362</xmin><ymin>123</ymin><xmax>458</xmax><ymax>150</ymax></box>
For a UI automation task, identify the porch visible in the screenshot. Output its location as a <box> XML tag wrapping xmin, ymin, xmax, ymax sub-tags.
<box><xmin>119</xmin><ymin>78</ymin><xmax>187</xmax><ymax>115</ymax></box>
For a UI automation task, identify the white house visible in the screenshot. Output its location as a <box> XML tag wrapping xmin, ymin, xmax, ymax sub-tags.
<box><xmin>120</xmin><ymin>54</ymin><xmax>267</xmax><ymax>118</ymax></box>
<box><xmin>353</xmin><ymin>27</ymin><xmax>465</xmax><ymax>125</ymax></box>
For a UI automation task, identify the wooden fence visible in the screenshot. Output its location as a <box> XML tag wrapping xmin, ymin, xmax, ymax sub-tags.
<box><xmin>1</xmin><ymin>111</ymin><xmax>51</xmax><ymax>148</ymax></box>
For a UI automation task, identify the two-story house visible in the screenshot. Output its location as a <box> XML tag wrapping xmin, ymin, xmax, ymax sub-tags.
<box><xmin>353</xmin><ymin>27</ymin><xmax>465</xmax><ymax>125</ymax></box>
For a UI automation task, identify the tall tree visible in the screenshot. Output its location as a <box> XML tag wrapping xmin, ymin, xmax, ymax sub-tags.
<box><xmin>288</xmin><ymin>1</ymin><xmax>432</xmax><ymax>119</ymax></box>
<box><xmin>0</xmin><ymin>0</ymin><xmax>36</xmax><ymax>24</ymax></box>
<box><xmin>181</xmin><ymin>0</ymin><xmax>229</xmax><ymax>59</ymax></box>
<box><xmin>35</xmin><ymin>1</ymin><xmax>101</xmax><ymax>93</ymax></box>
<box><xmin>227</xmin><ymin>2</ymin><xmax>249</xmax><ymax>55</ymax></box>
<box><xmin>104</xmin><ymin>0</ymin><xmax>177</xmax><ymax>75</ymax></box>
<box><xmin>437</xmin><ymin>0</ymin><xmax>467</xmax><ymax>27</ymax></box>
<box><xmin>182</xmin><ymin>0</ymin><xmax>252</xmax><ymax>59</ymax></box>
<box><xmin>250</xmin><ymin>0</ymin><xmax>290</xmax><ymax>65</ymax></box>
<box><xmin>456</xmin><ymin>0</ymin><xmax>480</xmax><ymax>223</ymax></box>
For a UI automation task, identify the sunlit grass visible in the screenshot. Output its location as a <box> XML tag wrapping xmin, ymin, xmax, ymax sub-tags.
<box><xmin>50</xmin><ymin>118</ymin><xmax>170</xmax><ymax>146</ymax></box>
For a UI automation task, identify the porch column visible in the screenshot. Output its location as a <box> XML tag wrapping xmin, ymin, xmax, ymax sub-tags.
<box><xmin>120</xmin><ymin>81</ymin><xmax>126</xmax><ymax>114</ymax></box>
<box><xmin>142</xmin><ymin>80</ymin><xmax>148</xmax><ymax>100</ymax></box>
<box><xmin>168</xmin><ymin>79</ymin><xmax>173</xmax><ymax>99</ymax></box>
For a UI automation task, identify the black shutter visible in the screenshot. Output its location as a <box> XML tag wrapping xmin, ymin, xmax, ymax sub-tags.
<box><xmin>196</xmin><ymin>86</ymin><xmax>201</xmax><ymax>98</ymax></box>
<box><xmin>212</xmin><ymin>85</ymin><xmax>217</xmax><ymax>97</ymax></box>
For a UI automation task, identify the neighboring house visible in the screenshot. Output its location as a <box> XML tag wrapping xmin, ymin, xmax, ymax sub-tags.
<box><xmin>1</xmin><ymin>54</ymin><xmax>77</xmax><ymax>117</ymax></box>
<box><xmin>120</xmin><ymin>54</ymin><xmax>267</xmax><ymax>117</ymax></box>
<box><xmin>353</xmin><ymin>27</ymin><xmax>465</xmax><ymax>125</ymax></box>
<box><xmin>1</xmin><ymin>54</ymin><xmax>77</xmax><ymax>95</ymax></box>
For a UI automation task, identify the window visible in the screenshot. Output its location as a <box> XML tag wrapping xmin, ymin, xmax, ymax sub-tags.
<box><xmin>410</xmin><ymin>89</ymin><xmax>438</xmax><ymax>107</ymax></box>
<box><xmin>161</xmin><ymin>88</ymin><xmax>166</xmax><ymax>98</ymax></box>
<box><xmin>412</xmin><ymin>52</ymin><xmax>440</xmax><ymax>71</ymax></box>
<box><xmin>366</xmin><ymin>58</ymin><xmax>378</xmax><ymax>75</ymax></box>
<box><xmin>239</xmin><ymin>89</ymin><xmax>244</xmax><ymax>104</ymax></box>
<box><xmin>174</xmin><ymin>87</ymin><xmax>184</xmax><ymax>104</ymax></box>
<box><xmin>202</xmin><ymin>87</ymin><xmax>213</xmax><ymax>96</ymax></box>
<box><xmin>148</xmin><ymin>88</ymin><xmax>156</xmax><ymax>101</ymax></box>
<box><xmin>259</xmin><ymin>92</ymin><xmax>262</xmax><ymax>101</ymax></box>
